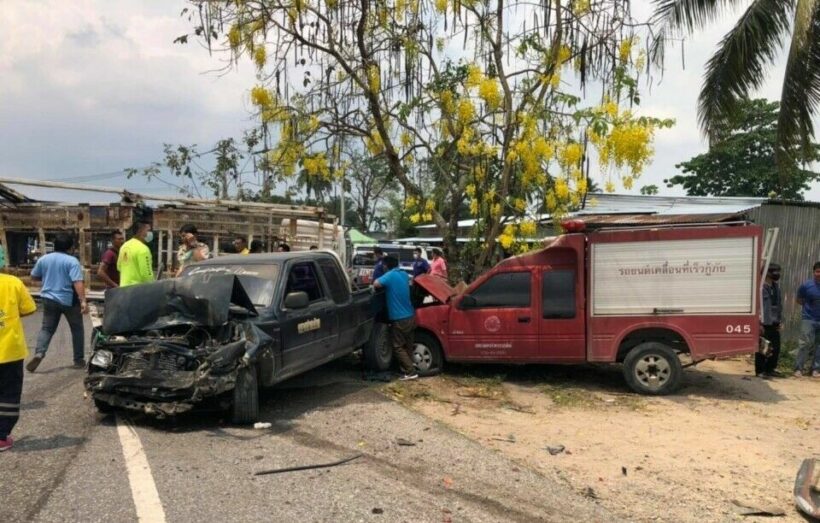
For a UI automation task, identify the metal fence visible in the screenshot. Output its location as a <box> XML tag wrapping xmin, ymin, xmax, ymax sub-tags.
<box><xmin>747</xmin><ymin>202</ymin><xmax>820</xmax><ymax>342</ymax></box>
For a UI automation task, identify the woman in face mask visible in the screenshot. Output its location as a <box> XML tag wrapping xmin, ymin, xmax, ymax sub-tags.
<box><xmin>429</xmin><ymin>247</ymin><xmax>448</xmax><ymax>280</ymax></box>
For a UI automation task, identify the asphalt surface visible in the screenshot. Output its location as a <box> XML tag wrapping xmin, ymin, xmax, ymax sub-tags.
<box><xmin>1</xmin><ymin>311</ymin><xmax>613</xmax><ymax>522</ymax></box>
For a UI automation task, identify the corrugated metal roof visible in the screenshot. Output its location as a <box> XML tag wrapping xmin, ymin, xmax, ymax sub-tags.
<box><xmin>578</xmin><ymin>193</ymin><xmax>765</xmax><ymax>215</ymax></box>
<box><xmin>577</xmin><ymin>212</ymin><xmax>745</xmax><ymax>226</ymax></box>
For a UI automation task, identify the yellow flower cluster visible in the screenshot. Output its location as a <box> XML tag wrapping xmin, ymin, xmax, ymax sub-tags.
<box><xmin>228</xmin><ymin>25</ymin><xmax>241</xmax><ymax>49</ymax></box>
<box><xmin>268</xmin><ymin>139</ymin><xmax>304</xmax><ymax>178</ymax></box>
<box><xmin>457</xmin><ymin>99</ymin><xmax>475</xmax><ymax>124</ymax></box>
<box><xmin>499</xmin><ymin>224</ymin><xmax>516</xmax><ymax>249</ymax></box>
<box><xmin>365</xmin><ymin>129</ymin><xmax>385</xmax><ymax>155</ymax></box>
<box><xmin>254</xmin><ymin>46</ymin><xmax>267</xmax><ymax>69</ymax></box>
<box><xmin>367</xmin><ymin>64</ymin><xmax>381</xmax><ymax>93</ymax></box>
<box><xmin>559</xmin><ymin>142</ymin><xmax>583</xmax><ymax>167</ymax></box>
<box><xmin>465</xmin><ymin>64</ymin><xmax>482</xmax><ymax>88</ymax></box>
<box><xmin>478</xmin><ymin>78</ymin><xmax>502</xmax><ymax>110</ymax></box>
<box><xmin>606</xmin><ymin>119</ymin><xmax>654</xmax><ymax>174</ymax></box>
<box><xmin>557</xmin><ymin>45</ymin><xmax>572</xmax><ymax>64</ymax></box>
<box><xmin>303</xmin><ymin>153</ymin><xmax>331</xmax><ymax>179</ymax></box>
<box><xmin>250</xmin><ymin>85</ymin><xmax>273</xmax><ymax>108</ymax></box>
<box><xmin>434</xmin><ymin>0</ymin><xmax>447</xmax><ymax>13</ymax></box>
<box><xmin>400</xmin><ymin>131</ymin><xmax>413</xmax><ymax>148</ymax></box>
<box><xmin>519</xmin><ymin>220</ymin><xmax>537</xmax><ymax>237</ymax></box>
<box><xmin>619</xmin><ymin>37</ymin><xmax>633</xmax><ymax>64</ymax></box>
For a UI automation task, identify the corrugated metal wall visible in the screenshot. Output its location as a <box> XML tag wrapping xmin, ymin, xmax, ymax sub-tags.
<box><xmin>747</xmin><ymin>203</ymin><xmax>820</xmax><ymax>341</ymax></box>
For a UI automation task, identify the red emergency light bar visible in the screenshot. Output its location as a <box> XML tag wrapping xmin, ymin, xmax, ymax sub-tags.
<box><xmin>560</xmin><ymin>219</ymin><xmax>586</xmax><ymax>233</ymax></box>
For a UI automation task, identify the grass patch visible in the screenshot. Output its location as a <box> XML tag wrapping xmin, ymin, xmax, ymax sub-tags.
<box><xmin>446</xmin><ymin>374</ymin><xmax>509</xmax><ymax>401</ymax></box>
<box><xmin>541</xmin><ymin>383</ymin><xmax>646</xmax><ymax>410</ymax></box>
<box><xmin>778</xmin><ymin>340</ymin><xmax>798</xmax><ymax>373</ymax></box>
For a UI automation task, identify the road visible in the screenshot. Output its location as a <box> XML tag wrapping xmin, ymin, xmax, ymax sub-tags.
<box><xmin>1</xmin><ymin>312</ymin><xmax>612</xmax><ymax>523</ymax></box>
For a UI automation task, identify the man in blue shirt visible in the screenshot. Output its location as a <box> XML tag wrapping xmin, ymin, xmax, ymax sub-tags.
<box><xmin>412</xmin><ymin>247</ymin><xmax>430</xmax><ymax>278</ymax></box>
<box><xmin>794</xmin><ymin>261</ymin><xmax>820</xmax><ymax>378</ymax></box>
<box><xmin>27</xmin><ymin>234</ymin><xmax>87</xmax><ymax>372</ymax></box>
<box><xmin>371</xmin><ymin>247</ymin><xmax>386</xmax><ymax>281</ymax></box>
<box><xmin>374</xmin><ymin>256</ymin><xmax>418</xmax><ymax>380</ymax></box>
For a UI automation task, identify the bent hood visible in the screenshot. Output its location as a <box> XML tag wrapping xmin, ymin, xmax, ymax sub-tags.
<box><xmin>414</xmin><ymin>274</ymin><xmax>459</xmax><ymax>303</ymax></box>
<box><xmin>102</xmin><ymin>274</ymin><xmax>257</xmax><ymax>334</ymax></box>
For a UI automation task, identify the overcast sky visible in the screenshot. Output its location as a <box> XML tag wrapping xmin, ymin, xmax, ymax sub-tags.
<box><xmin>1</xmin><ymin>0</ymin><xmax>818</xmax><ymax>203</ymax></box>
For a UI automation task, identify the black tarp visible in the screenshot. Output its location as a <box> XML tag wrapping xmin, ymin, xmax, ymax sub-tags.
<box><xmin>103</xmin><ymin>274</ymin><xmax>257</xmax><ymax>334</ymax></box>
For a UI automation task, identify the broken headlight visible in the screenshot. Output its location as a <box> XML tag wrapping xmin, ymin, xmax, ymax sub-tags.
<box><xmin>90</xmin><ymin>350</ymin><xmax>114</xmax><ymax>370</ymax></box>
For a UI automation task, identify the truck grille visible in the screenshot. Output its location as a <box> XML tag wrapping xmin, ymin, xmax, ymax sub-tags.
<box><xmin>120</xmin><ymin>352</ymin><xmax>185</xmax><ymax>373</ymax></box>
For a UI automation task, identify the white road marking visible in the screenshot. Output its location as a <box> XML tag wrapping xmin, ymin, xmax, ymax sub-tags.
<box><xmin>116</xmin><ymin>415</ymin><xmax>167</xmax><ymax>523</ymax></box>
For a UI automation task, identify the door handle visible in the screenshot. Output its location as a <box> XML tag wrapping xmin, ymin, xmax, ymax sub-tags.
<box><xmin>518</xmin><ymin>316</ymin><xmax>531</xmax><ymax>323</ymax></box>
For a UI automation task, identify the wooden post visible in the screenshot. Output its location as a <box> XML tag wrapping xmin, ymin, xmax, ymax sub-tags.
<box><xmin>213</xmin><ymin>234</ymin><xmax>220</xmax><ymax>256</ymax></box>
<box><xmin>166</xmin><ymin>229</ymin><xmax>174</xmax><ymax>275</ymax></box>
<box><xmin>38</xmin><ymin>227</ymin><xmax>46</xmax><ymax>255</ymax></box>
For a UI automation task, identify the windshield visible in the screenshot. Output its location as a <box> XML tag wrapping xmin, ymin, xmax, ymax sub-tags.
<box><xmin>181</xmin><ymin>264</ymin><xmax>278</xmax><ymax>307</ymax></box>
<box><xmin>353</xmin><ymin>247</ymin><xmax>417</xmax><ymax>266</ymax></box>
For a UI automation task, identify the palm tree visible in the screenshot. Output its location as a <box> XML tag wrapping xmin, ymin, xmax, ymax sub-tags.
<box><xmin>652</xmin><ymin>0</ymin><xmax>819</xmax><ymax>170</ymax></box>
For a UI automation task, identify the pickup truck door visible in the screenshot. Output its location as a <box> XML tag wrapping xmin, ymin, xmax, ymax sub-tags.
<box><xmin>316</xmin><ymin>257</ymin><xmax>353</xmax><ymax>353</ymax></box>
<box><xmin>538</xmin><ymin>268</ymin><xmax>586</xmax><ymax>362</ymax></box>
<box><xmin>447</xmin><ymin>269</ymin><xmax>540</xmax><ymax>361</ymax></box>
<box><xmin>279</xmin><ymin>261</ymin><xmax>338</xmax><ymax>374</ymax></box>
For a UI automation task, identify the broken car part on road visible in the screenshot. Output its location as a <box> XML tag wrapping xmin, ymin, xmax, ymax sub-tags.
<box><xmin>794</xmin><ymin>458</ymin><xmax>820</xmax><ymax>519</ymax></box>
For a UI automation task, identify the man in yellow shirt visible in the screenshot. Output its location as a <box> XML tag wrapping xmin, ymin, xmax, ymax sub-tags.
<box><xmin>233</xmin><ymin>236</ymin><xmax>250</xmax><ymax>255</ymax></box>
<box><xmin>118</xmin><ymin>221</ymin><xmax>155</xmax><ymax>287</ymax></box>
<box><xmin>0</xmin><ymin>268</ymin><xmax>37</xmax><ymax>451</ymax></box>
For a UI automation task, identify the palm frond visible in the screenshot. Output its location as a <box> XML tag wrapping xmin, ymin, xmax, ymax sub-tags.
<box><xmin>697</xmin><ymin>0</ymin><xmax>795</xmax><ymax>140</ymax></box>
<box><xmin>776</xmin><ymin>0</ymin><xmax>820</xmax><ymax>170</ymax></box>
<box><xmin>650</xmin><ymin>0</ymin><xmax>742</xmax><ymax>65</ymax></box>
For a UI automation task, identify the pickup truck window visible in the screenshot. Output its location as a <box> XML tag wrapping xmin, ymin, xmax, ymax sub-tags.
<box><xmin>181</xmin><ymin>264</ymin><xmax>278</xmax><ymax>307</ymax></box>
<box><xmin>470</xmin><ymin>272</ymin><xmax>531</xmax><ymax>308</ymax></box>
<box><xmin>284</xmin><ymin>262</ymin><xmax>325</xmax><ymax>302</ymax></box>
<box><xmin>542</xmin><ymin>270</ymin><xmax>576</xmax><ymax>318</ymax></box>
<box><xmin>318</xmin><ymin>258</ymin><xmax>349</xmax><ymax>304</ymax></box>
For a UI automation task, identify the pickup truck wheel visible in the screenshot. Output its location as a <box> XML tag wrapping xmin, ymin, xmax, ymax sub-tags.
<box><xmin>623</xmin><ymin>342</ymin><xmax>682</xmax><ymax>395</ymax></box>
<box><xmin>413</xmin><ymin>332</ymin><xmax>443</xmax><ymax>377</ymax></box>
<box><xmin>363</xmin><ymin>323</ymin><xmax>393</xmax><ymax>371</ymax></box>
<box><xmin>93</xmin><ymin>398</ymin><xmax>114</xmax><ymax>414</ymax></box>
<box><xmin>231</xmin><ymin>364</ymin><xmax>259</xmax><ymax>424</ymax></box>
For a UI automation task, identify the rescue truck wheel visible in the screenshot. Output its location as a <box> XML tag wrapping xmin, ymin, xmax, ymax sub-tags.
<box><xmin>231</xmin><ymin>364</ymin><xmax>259</xmax><ymax>424</ymax></box>
<box><xmin>413</xmin><ymin>332</ymin><xmax>443</xmax><ymax>376</ymax></box>
<box><xmin>363</xmin><ymin>323</ymin><xmax>393</xmax><ymax>371</ymax></box>
<box><xmin>623</xmin><ymin>342</ymin><xmax>682</xmax><ymax>395</ymax></box>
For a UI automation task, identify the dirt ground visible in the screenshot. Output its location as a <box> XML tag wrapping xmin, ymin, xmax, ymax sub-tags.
<box><xmin>382</xmin><ymin>358</ymin><xmax>820</xmax><ymax>522</ymax></box>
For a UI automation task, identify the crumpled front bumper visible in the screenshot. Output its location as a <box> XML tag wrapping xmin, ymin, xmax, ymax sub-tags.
<box><xmin>84</xmin><ymin>369</ymin><xmax>238</xmax><ymax>417</ymax></box>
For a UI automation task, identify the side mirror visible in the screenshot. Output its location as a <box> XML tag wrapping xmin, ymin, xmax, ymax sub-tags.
<box><xmin>460</xmin><ymin>294</ymin><xmax>477</xmax><ymax>309</ymax></box>
<box><xmin>284</xmin><ymin>291</ymin><xmax>309</xmax><ymax>309</ymax></box>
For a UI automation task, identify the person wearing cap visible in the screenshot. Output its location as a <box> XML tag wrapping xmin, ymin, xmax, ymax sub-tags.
<box><xmin>429</xmin><ymin>247</ymin><xmax>448</xmax><ymax>280</ymax></box>
<box><xmin>757</xmin><ymin>263</ymin><xmax>783</xmax><ymax>377</ymax></box>
<box><xmin>176</xmin><ymin>224</ymin><xmax>210</xmax><ymax>276</ymax></box>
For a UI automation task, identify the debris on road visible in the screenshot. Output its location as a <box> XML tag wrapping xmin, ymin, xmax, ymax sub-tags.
<box><xmin>730</xmin><ymin>499</ymin><xmax>786</xmax><ymax>517</ymax></box>
<box><xmin>254</xmin><ymin>453</ymin><xmax>363</xmax><ymax>476</ymax></box>
<box><xmin>491</xmin><ymin>434</ymin><xmax>516</xmax><ymax>443</ymax></box>
<box><xmin>794</xmin><ymin>458</ymin><xmax>820</xmax><ymax>519</ymax></box>
<box><xmin>253</xmin><ymin>422</ymin><xmax>272</xmax><ymax>430</ymax></box>
<box><xmin>621</xmin><ymin>466</ymin><xmax>627</xmax><ymax>476</ymax></box>
<box><xmin>583</xmin><ymin>487</ymin><xmax>599</xmax><ymax>500</ymax></box>
<box><xmin>396</xmin><ymin>438</ymin><xmax>416</xmax><ymax>447</ymax></box>
<box><xmin>545</xmin><ymin>445</ymin><xmax>565</xmax><ymax>456</ymax></box>
<box><xmin>371</xmin><ymin>508</ymin><xmax>384</xmax><ymax>515</ymax></box>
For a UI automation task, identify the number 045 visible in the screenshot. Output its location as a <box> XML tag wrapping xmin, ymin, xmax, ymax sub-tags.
<box><xmin>725</xmin><ymin>324</ymin><xmax>751</xmax><ymax>334</ymax></box>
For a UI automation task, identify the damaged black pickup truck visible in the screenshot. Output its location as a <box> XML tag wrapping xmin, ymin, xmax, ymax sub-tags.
<box><xmin>84</xmin><ymin>252</ymin><xmax>385</xmax><ymax>423</ymax></box>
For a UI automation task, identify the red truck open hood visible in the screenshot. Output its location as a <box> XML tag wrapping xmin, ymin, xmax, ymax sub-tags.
<box><xmin>414</xmin><ymin>274</ymin><xmax>459</xmax><ymax>303</ymax></box>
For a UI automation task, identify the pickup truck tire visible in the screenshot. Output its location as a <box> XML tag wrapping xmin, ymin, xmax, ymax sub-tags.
<box><xmin>413</xmin><ymin>332</ymin><xmax>443</xmax><ymax>377</ymax></box>
<box><xmin>363</xmin><ymin>323</ymin><xmax>393</xmax><ymax>371</ymax></box>
<box><xmin>231</xmin><ymin>364</ymin><xmax>259</xmax><ymax>424</ymax></box>
<box><xmin>623</xmin><ymin>342</ymin><xmax>682</xmax><ymax>395</ymax></box>
<box><xmin>93</xmin><ymin>398</ymin><xmax>114</xmax><ymax>414</ymax></box>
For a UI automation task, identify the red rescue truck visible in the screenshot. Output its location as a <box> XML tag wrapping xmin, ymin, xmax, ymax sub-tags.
<box><xmin>411</xmin><ymin>222</ymin><xmax>767</xmax><ymax>394</ymax></box>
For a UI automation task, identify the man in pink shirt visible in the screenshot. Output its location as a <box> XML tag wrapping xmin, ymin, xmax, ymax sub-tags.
<box><xmin>429</xmin><ymin>247</ymin><xmax>448</xmax><ymax>280</ymax></box>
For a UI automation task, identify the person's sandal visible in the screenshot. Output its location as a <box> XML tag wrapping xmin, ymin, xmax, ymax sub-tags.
<box><xmin>0</xmin><ymin>437</ymin><xmax>14</xmax><ymax>452</ymax></box>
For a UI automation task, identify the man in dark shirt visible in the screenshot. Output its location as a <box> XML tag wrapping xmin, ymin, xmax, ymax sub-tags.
<box><xmin>97</xmin><ymin>231</ymin><xmax>124</xmax><ymax>289</ymax></box>
<box><xmin>757</xmin><ymin>263</ymin><xmax>782</xmax><ymax>377</ymax></box>
<box><xmin>412</xmin><ymin>247</ymin><xmax>430</xmax><ymax>278</ymax></box>
<box><xmin>371</xmin><ymin>247</ymin><xmax>386</xmax><ymax>280</ymax></box>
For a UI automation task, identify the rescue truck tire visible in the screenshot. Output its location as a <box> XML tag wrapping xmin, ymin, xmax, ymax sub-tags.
<box><xmin>363</xmin><ymin>323</ymin><xmax>393</xmax><ymax>371</ymax></box>
<box><xmin>623</xmin><ymin>342</ymin><xmax>682</xmax><ymax>395</ymax></box>
<box><xmin>231</xmin><ymin>364</ymin><xmax>259</xmax><ymax>424</ymax></box>
<box><xmin>413</xmin><ymin>331</ymin><xmax>443</xmax><ymax>376</ymax></box>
